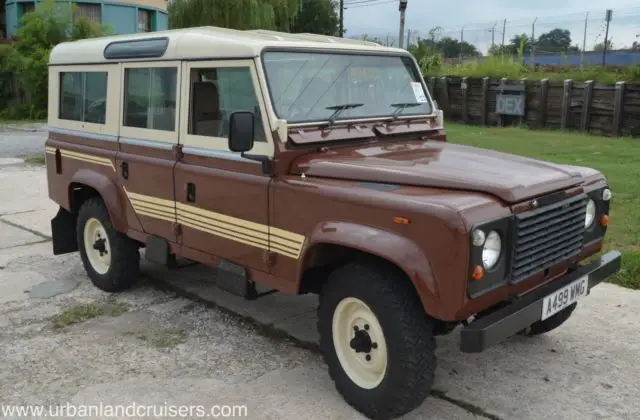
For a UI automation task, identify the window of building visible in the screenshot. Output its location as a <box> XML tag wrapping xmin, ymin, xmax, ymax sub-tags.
<box><xmin>74</xmin><ymin>3</ymin><xmax>102</xmax><ymax>24</ymax></box>
<box><xmin>59</xmin><ymin>72</ymin><xmax>108</xmax><ymax>124</ymax></box>
<box><xmin>123</xmin><ymin>67</ymin><xmax>177</xmax><ymax>131</ymax></box>
<box><xmin>21</xmin><ymin>2</ymin><xmax>35</xmax><ymax>15</ymax></box>
<box><xmin>189</xmin><ymin>67</ymin><xmax>266</xmax><ymax>142</ymax></box>
<box><xmin>138</xmin><ymin>9</ymin><xmax>152</xmax><ymax>32</ymax></box>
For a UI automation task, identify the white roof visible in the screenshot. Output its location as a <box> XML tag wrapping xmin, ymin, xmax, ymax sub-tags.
<box><xmin>49</xmin><ymin>26</ymin><xmax>410</xmax><ymax>65</ymax></box>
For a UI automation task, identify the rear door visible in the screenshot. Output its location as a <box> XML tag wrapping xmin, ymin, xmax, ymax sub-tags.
<box><xmin>116</xmin><ymin>62</ymin><xmax>181</xmax><ymax>242</ymax></box>
<box><xmin>174</xmin><ymin>60</ymin><xmax>274</xmax><ymax>272</ymax></box>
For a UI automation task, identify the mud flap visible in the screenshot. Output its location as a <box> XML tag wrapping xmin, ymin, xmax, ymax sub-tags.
<box><xmin>51</xmin><ymin>206</ymin><xmax>78</xmax><ymax>255</ymax></box>
<box><xmin>216</xmin><ymin>260</ymin><xmax>259</xmax><ymax>300</ymax></box>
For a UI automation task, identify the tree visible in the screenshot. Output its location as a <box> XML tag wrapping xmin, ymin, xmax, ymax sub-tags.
<box><xmin>594</xmin><ymin>39</ymin><xmax>613</xmax><ymax>52</ymax></box>
<box><xmin>509</xmin><ymin>34</ymin><xmax>532</xmax><ymax>54</ymax></box>
<box><xmin>435</xmin><ymin>36</ymin><xmax>480</xmax><ymax>59</ymax></box>
<box><xmin>2</xmin><ymin>0</ymin><xmax>110</xmax><ymax>118</ymax></box>
<box><xmin>168</xmin><ymin>0</ymin><xmax>300</xmax><ymax>32</ymax></box>
<box><xmin>536</xmin><ymin>28</ymin><xmax>579</xmax><ymax>53</ymax></box>
<box><xmin>294</xmin><ymin>0</ymin><xmax>339</xmax><ymax>36</ymax></box>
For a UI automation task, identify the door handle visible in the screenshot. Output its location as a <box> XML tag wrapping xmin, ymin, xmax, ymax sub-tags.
<box><xmin>186</xmin><ymin>183</ymin><xmax>196</xmax><ymax>202</ymax></box>
<box><xmin>121</xmin><ymin>162</ymin><xmax>129</xmax><ymax>179</ymax></box>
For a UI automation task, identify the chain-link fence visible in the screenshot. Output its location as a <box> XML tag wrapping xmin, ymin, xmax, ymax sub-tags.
<box><xmin>347</xmin><ymin>6</ymin><xmax>640</xmax><ymax>67</ymax></box>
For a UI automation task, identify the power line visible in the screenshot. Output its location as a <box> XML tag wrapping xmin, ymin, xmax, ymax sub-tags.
<box><xmin>344</xmin><ymin>0</ymin><xmax>396</xmax><ymax>9</ymax></box>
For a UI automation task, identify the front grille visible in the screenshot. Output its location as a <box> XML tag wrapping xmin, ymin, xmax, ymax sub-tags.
<box><xmin>511</xmin><ymin>195</ymin><xmax>587</xmax><ymax>281</ymax></box>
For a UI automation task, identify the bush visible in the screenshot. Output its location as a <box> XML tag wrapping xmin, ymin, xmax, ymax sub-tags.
<box><xmin>2</xmin><ymin>0</ymin><xmax>112</xmax><ymax>121</ymax></box>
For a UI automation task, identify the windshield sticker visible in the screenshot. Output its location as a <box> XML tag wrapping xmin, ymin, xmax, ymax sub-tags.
<box><xmin>411</xmin><ymin>82</ymin><xmax>428</xmax><ymax>103</ymax></box>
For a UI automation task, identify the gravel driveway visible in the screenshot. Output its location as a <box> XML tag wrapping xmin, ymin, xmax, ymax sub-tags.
<box><xmin>0</xmin><ymin>124</ymin><xmax>47</xmax><ymax>158</ymax></box>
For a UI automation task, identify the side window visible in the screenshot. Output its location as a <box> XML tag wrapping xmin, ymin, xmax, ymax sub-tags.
<box><xmin>188</xmin><ymin>67</ymin><xmax>266</xmax><ymax>142</ymax></box>
<box><xmin>59</xmin><ymin>71</ymin><xmax>107</xmax><ymax>124</ymax></box>
<box><xmin>123</xmin><ymin>67</ymin><xmax>177</xmax><ymax>131</ymax></box>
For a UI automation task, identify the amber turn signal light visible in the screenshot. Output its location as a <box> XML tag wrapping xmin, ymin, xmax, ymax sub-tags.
<box><xmin>600</xmin><ymin>214</ymin><xmax>609</xmax><ymax>227</ymax></box>
<box><xmin>471</xmin><ymin>265</ymin><xmax>484</xmax><ymax>281</ymax></box>
<box><xmin>393</xmin><ymin>216</ymin><xmax>410</xmax><ymax>225</ymax></box>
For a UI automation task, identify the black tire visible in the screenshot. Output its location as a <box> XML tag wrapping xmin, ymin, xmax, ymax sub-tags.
<box><xmin>521</xmin><ymin>303</ymin><xmax>577</xmax><ymax>336</ymax></box>
<box><xmin>76</xmin><ymin>197</ymin><xmax>140</xmax><ymax>292</ymax></box>
<box><xmin>318</xmin><ymin>259</ymin><xmax>436</xmax><ymax>419</ymax></box>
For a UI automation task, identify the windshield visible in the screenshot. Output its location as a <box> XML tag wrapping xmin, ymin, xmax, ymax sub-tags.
<box><xmin>262</xmin><ymin>51</ymin><xmax>433</xmax><ymax>124</ymax></box>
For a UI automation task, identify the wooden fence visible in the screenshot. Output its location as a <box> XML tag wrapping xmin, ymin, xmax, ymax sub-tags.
<box><xmin>425</xmin><ymin>76</ymin><xmax>640</xmax><ymax>138</ymax></box>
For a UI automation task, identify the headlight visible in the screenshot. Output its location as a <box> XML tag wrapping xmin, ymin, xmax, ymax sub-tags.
<box><xmin>585</xmin><ymin>199</ymin><xmax>596</xmax><ymax>228</ymax></box>
<box><xmin>602</xmin><ymin>188</ymin><xmax>612</xmax><ymax>201</ymax></box>
<box><xmin>482</xmin><ymin>230</ymin><xmax>502</xmax><ymax>270</ymax></box>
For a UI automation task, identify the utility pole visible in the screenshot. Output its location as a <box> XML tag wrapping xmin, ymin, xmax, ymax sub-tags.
<box><xmin>530</xmin><ymin>17</ymin><xmax>537</xmax><ymax>68</ymax></box>
<box><xmin>602</xmin><ymin>9</ymin><xmax>613</xmax><ymax>66</ymax></box>
<box><xmin>581</xmin><ymin>12</ymin><xmax>589</xmax><ymax>70</ymax></box>
<box><xmin>459</xmin><ymin>25</ymin><xmax>465</xmax><ymax>64</ymax></box>
<box><xmin>501</xmin><ymin>18</ymin><xmax>506</xmax><ymax>49</ymax></box>
<box><xmin>339</xmin><ymin>0</ymin><xmax>344</xmax><ymax>37</ymax></box>
<box><xmin>489</xmin><ymin>22</ymin><xmax>497</xmax><ymax>51</ymax></box>
<box><xmin>399</xmin><ymin>0</ymin><xmax>408</xmax><ymax>49</ymax></box>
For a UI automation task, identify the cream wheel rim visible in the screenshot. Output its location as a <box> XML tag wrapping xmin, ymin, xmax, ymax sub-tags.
<box><xmin>83</xmin><ymin>217</ymin><xmax>111</xmax><ymax>275</ymax></box>
<box><xmin>332</xmin><ymin>297</ymin><xmax>388</xmax><ymax>389</ymax></box>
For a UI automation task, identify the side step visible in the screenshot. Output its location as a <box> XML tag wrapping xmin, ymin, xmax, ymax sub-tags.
<box><xmin>144</xmin><ymin>236</ymin><xmax>276</xmax><ymax>300</ymax></box>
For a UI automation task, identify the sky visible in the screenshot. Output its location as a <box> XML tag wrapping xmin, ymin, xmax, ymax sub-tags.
<box><xmin>343</xmin><ymin>0</ymin><xmax>640</xmax><ymax>53</ymax></box>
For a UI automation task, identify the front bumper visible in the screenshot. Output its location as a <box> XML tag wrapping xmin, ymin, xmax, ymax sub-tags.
<box><xmin>460</xmin><ymin>250</ymin><xmax>622</xmax><ymax>353</ymax></box>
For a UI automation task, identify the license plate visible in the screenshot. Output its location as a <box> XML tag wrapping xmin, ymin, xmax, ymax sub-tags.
<box><xmin>541</xmin><ymin>276</ymin><xmax>589</xmax><ymax>321</ymax></box>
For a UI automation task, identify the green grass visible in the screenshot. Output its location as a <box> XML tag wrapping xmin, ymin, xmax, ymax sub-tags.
<box><xmin>23</xmin><ymin>155</ymin><xmax>45</xmax><ymax>165</ymax></box>
<box><xmin>429</xmin><ymin>55</ymin><xmax>640</xmax><ymax>84</ymax></box>
<box><xmin>0</xmin><ymin>119</ymin><xmax>46</xmax><ymax>125</ymax></box>
<box><xmin>52</xmin><ymin>300</ymin><xmax>130</xmax><ymax>329</ymax></box>
<box><xmin>446</xmin><ymin>123</ymin><xmax>640</xmax><ymax>289</ymax></box>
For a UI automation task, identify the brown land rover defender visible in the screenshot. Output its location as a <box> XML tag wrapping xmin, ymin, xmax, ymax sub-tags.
<box><xmin>45</xmin><ymin>27</ymin><xmax>621</xmax><ymax>419</ymax></box>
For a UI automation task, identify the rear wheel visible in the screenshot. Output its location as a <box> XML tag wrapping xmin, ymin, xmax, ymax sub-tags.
<box><xmin>77</xmin><ymin>198</ymin><xmax>140</xmax><ymax>292</ymax></box>
<box><xmin>521</xmin><ymin>303</ymin><xmax>577</xmax><ymax>336</ymax></box>
<box><xmin>318</xmin><ymin>260</ymin><xmax>436</xmax><ymax>419</ymax></box>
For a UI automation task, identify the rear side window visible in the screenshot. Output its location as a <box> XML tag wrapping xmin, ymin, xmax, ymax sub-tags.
<box><xmin>123</xmin><ymin>67</ymin><xmax>177</xmax><ymax>131</ymax></box>
<box><xmin>59</xmin><ymin>71</ymin><xmax>108</xmax><ymax>124</ymax></box>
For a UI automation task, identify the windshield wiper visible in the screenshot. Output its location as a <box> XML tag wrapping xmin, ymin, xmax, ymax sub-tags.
<box><xmin>390</xmin><ymin>102</ymin><xmax>422</xmax><ymax>119</ymax></box>
<box><xmin>325</xmin><ymin>103</ymin><xmax>364</xmax><ymax>126</ymax></box>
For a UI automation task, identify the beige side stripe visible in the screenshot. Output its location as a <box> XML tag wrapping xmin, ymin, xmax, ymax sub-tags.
<box><xmin>45</xmin><ymin>147</ymin><xmax>116</xmax><ymax>171</ymax></box>
<box><xmin>123</xmin><ymin>189</ymin><xmax>305</xmax><ymax>260</ymax></box>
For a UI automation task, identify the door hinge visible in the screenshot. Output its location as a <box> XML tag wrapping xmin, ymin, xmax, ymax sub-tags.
<box><xmin>173</xmin><ymin>223</ymin><xmax>182</xmax><ymax>238</ymax></box>
<box><xmin>172</xmin><ymin>144</ymin><xmax>184</xmax><ymax>160</ymax></box>
<box><xmin>262</xmin><ymin>250</ymin><xmax>277</xmax><ymax>267</ymax></box>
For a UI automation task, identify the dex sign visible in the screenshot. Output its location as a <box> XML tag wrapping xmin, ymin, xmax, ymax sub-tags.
<box><xmin>495</xmin><ymin>84</ymin><xmax>526</xmax><ymax>117</ymax></box>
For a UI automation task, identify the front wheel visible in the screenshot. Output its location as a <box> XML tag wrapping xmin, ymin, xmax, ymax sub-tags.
<box><xmin>77</xmin><ymin>198</ymin><xmax>140</xmax><ymax>292</ymax></box>
<box><xmin>318</xmin><ymin>260</ymin><xmax>436</xmax><ymax>419</ymax></box>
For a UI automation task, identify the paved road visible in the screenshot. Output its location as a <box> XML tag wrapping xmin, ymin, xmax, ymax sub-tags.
<box><xmin>0</xmin><ymin>125</ymin><xmax>47</xmax><ymax>158</ymax></box>
<box><xmin>1</xmin><ymin>161</ymin><xmax>640</xmax><ymax>420</ymax></box>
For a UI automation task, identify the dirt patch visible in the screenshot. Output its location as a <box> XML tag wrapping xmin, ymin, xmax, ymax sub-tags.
<box><xmin>126</xmin><ymin>327</ymin><xmax>189</xmax><ymax>349</ymax></box>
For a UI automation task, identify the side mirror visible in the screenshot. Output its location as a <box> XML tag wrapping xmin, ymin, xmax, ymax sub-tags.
<box><xmin>228</xmin><ymin>111</ymin><xmax>255</xmax><ymax>153</ymax></box>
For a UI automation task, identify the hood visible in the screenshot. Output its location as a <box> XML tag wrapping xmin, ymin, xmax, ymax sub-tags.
<box><xmin>291</xmin><ymin>141</ymin><xmax>587</xmax><ymax>203</ymax></box>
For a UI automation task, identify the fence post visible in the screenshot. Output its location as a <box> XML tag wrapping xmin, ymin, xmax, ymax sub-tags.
<box><xmin>580</xmin><ymin>80</ymin><xmax>594</xmax><ymax>132</ymax></box>
<box><xmin>561</xmin><ymin>79</ymin><xmax>573</xmax><ymax>130</ymax></box>
<box><xmin>519</xmin><ymin>77</ymin><xmax>527</xmax><ymax>126</ymax></box>
<box><xmin>538</xmin><ymin>79</ymin><xmax>549</xmax><ymax>128</ymax></box>
<box><xmin>439</xmin><ymin>76</ymin><xmax>450</xmax><ymax>116</ymax></box>
<box><xmin>498</xmin><ymin>78</ymin><xmax>508</xmax><ymax>127</ymax></box>
<box><xmin>613</xmin><ymin>81</ymin><xmax>626</xmax><ymax>137</ymax></box>
<box><xmin>481</xmin><ymin>77</ymin><xmax>489</xmax><ymax>126</ymax></box>
<box><xmin>461</xmin><ymin>77</ymin><xmax>469</xmax><ymax>123</ymax></box>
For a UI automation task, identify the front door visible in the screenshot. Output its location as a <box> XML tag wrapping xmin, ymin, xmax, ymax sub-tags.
<box><xmin>116</xmin><ymin>62</ymin><xmax>181</xmax><ymax>243</ymax></box>
<box><xmin>174</xmin><ymin>60</ymin><xmax>274</xmax><ymax>272</ymax></box>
